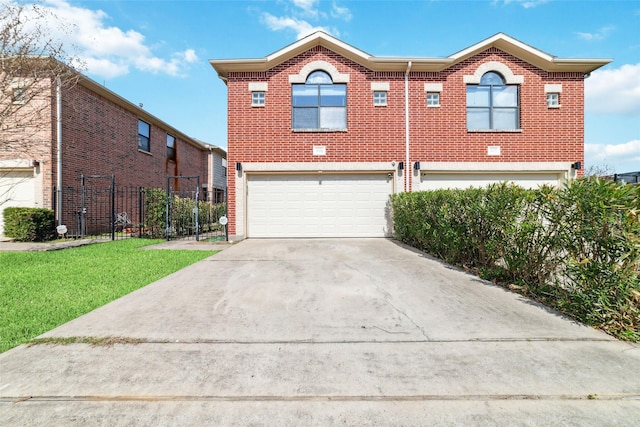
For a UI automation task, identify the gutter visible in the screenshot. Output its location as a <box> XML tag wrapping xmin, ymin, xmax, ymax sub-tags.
<box><xmin>405</xmin><ymin>61</ymin><xmax>412</xmax><ymax>192</ymax></box>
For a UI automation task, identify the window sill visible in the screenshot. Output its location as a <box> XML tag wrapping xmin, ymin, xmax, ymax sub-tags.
<box><xmin>547</xmin><ymin>105</ymin><xmax>561</xmax><ymax>109</ymax></box>
<box><xmin>467</xmin><ymin>129</ymin><xmax>522</xmax><ymax>133</ymax></box>
<box><xmin>293</xmin><ymin>128</ymin><xmax>348</xmax><ymax>133</ymax></box>
<box><xmin>427</xmin><ymin>104</ymin><xmax>441</xmax><ymax>108</ymax></box>
<box><xmin>138</xmin><ymin>149</ymin><xmax>152</xmax><ymax>155</ymax></box>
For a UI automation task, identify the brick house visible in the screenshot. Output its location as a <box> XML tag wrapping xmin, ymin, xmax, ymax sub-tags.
<box><xmin>211</xmin><ymin>31</ymin><xmax>610</xmax><ymax>240</ymax></box>
<box><xmin>0</xmin><ymin>67</ymin><xmax>218</xmax><ymax>235</ymax></box>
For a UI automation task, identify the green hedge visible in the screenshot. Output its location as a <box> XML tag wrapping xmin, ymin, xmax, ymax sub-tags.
<box><xmin>390</xmin><ymin>178</ymin><xmax>640</xmax><ymax>341</ymax></box>
<box><xmin>3</xmin><ymin>207</ymin><xmax>56</xmax><ymax>242</ymax></box>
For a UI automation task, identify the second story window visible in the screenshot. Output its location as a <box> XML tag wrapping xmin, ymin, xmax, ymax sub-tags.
<box><xmin>466</xmin><ymin>71</ymin><xmax>519</xmax><ymax>131</ymax></box>
<box><xmin>138</xmin><ymin>119</ymin><xmax>150</xmax><ymax>152</ymax></box>
<box><xmin>166</xmin><ymin>134</ymin><xmax>176</xmax><ymax>161</ymax></box>
<box><xmin>373</xmin><ymin>91</ymin><xmax>387</xmax><ymax>106</ymax></box>
<box><xmin>292</xmin><ymin>70</ymin><xmax>346</xmax><ymax>130</ymax></box>
<box><xmin>426</xmin><ymin>92</ymin><xmax>440</xmax><ymax>107</ymax></box>
<box><xmin>547</xmin><ymin>93</ymin><xmax>560</xmax><ymax>108</ymax></box>
<box><xmin>252</xmin><ymin>91</ymin><xmax>265</xmax><ymax>106</ymax></box>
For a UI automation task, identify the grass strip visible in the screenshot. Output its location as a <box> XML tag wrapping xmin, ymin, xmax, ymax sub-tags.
<box><xmin>0</xmin><ymin>239</ymin><xmax>216</xmax><ymax>353</ymax></box>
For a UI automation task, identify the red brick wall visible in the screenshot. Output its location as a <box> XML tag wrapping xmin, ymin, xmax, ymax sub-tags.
<box><xmin>60</xmin><ymin>82</ymin><xmax>205</xmax><ymax>191</ymax></box>
<box><xmin>226</xmin><ymin>46</ymin><xmax>585</xmax><ymax>235</ymax></box>
<box><xmin>410</xmin><ymin>48</ymin><xmax>584</xmax><ymax>173</ymax></box>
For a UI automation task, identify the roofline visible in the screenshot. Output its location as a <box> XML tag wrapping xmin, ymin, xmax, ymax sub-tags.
<box><xmin>210</xmin><ymin>31</ymin><xmax>612</xmax><ymax>78</ymax></box>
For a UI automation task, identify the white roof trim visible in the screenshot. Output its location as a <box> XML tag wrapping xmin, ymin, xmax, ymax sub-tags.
<box><xmin>210</xmin><ymin>31</ymin><xmax>612</xmax><ymax>78</ymax></box>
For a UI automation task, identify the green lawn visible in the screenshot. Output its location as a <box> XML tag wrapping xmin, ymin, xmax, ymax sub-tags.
<box><xmin>0</xmin><ymin>239</ymin><xmax>217</xmax><ymax>353</ymax></box>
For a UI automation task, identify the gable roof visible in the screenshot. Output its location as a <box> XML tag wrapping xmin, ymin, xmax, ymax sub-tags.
<box><xmin>210</xmin><ymin>31</ymin><xmax>611</xmax><ymax>79</ymax></box>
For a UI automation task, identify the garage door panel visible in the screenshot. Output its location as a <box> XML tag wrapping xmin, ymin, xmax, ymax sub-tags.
<box><xmin>420</xmin><ymin>172</ymin><xmax>561</xmax><ymax>191</ymax></box>
<box><xmin>247</xmin><ymin>174</ymin><xmax>392</xmax><ymax>238</ymax></box>
<box><xmin>0</xmin><ymin>171</ymin><xmax>36</xmax><ymax>235</ymax></box>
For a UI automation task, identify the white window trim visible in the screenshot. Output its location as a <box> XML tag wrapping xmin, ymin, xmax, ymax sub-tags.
<box><xmin>248</xmin><ymin>82</ymin><xmax>268</xmax><ymax>92</ymax></box>
<box><xmin>249</xmin><ymin>82</ymin><xmax>268</xmax><ymax>107</ymax></box>
<box><xmin>251</xmin><ymin>91</ymin><xmax>266</xmax><ymax>107</ymax></box>
<box><xmin>546</xmin><ymin>92</ymin><xmax>560</xmax><ymax>108</ymax></box>
<box><xmin>289</xmin><ymin>60</ymin><xmax>350</xmax><ymax>84</ymax></box>
<box><xmin>464</xmin><ymin>62</ymin><xmax>524</xmax><ymax>84</ymax></box>
<box><xmin>371</xmin><ymin>82</ymin><xmax>390</xmax><ymax>91</ymax></box>
<box><xmin>545</xmin><ymin>84</ymin><xmax>562</xmax><ymax>108</ymax></box>
<box><xmin>373</xmin><ymin>91</ymin><xmax>387</xmax><ymax>106</ymax></box>
<box><xmin>424</xmin><ymin>83</ymin><xmax>442</xmax><ymax>107</ymax></box>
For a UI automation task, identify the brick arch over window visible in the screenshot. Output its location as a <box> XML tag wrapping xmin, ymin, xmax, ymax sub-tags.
<box><xmin>463</xmin><ymin>61</ymin><xmax>524</xmax><ymax>84</ymax></box>
<box><xmin>289</xmin><ymin>60</ymin><xmax>350</xmax><ymax>84</ymax></box>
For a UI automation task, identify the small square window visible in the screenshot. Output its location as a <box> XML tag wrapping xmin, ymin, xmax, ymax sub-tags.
<box><xmin>373</xmin><ymin>91</ymin><xmax>387</xmax><ymax>106</ymax></box>
<box><xmin>12</xmin><ymin>88</ymin><xmax>26</xmax><ymax>104</ymax></box>
<box><xmin>427</xmin><ymin>92</ymin><xmax>440</xmax><ymax>107</ymax></box>
<box><xmin>252</xmin><ymin>91</ymin><xmax>265</xmax><ymax>106</ymax></box>
<box><xmin>547</xmin><ymin>93</ymin><xmax>560</xmax><ymax>108</ymax></box>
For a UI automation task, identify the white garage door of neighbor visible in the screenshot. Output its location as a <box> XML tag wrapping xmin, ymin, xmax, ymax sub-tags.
<box><xmin>420</xmin><ymin>172</ymin><xmax>562</xmax><ymax>191</ymax></box>
<box><xmin>0</xmin><ymin>170</ymin><xmax>36</xmax><ymax>235</ymax></box>
<box><xmin>247</xmin><ymin>173</ymin><xmax>393</xmax><ymax>238</ymax></box>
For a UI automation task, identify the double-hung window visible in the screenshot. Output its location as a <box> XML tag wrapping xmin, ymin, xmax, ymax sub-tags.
<box><xmin>292</xmin><ymin>70</ymin><xmax>346</xmax><ymax>130</ymax></box>
<box><xmin>138</xmin><ymin>119</ymin><xmax>150</xmax><ymax>152</ymax></box>
<box><xmin>466</xmin><ymin>71</ymin><xmax>519</xmax><ymax>130</ymax></box>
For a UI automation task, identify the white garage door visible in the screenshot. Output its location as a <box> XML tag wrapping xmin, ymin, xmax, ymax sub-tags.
<box><xmin>0</xmin><ymin>170</ymin><xmax>36</xmax><ymax>235</ymax></box>
<box><xmin>420</xmin><ymin>172</ymin><xmax>562</xmax><ymax>191</ymax></box>
<box><xmin>247</xmin><ymin>173</ymin><xmax>393</xmax><ymax>238</ymax></box>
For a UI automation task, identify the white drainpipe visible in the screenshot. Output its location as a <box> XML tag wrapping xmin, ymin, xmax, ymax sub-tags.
<box><xmin>56</xmin><ymin>76</ymin><xmax>62</xmax><ymax>225</ymax></box>
<box><xmin>404</xmin><ymin>61</ymin><xmax>412</xmax><ymax>192</ymax></box>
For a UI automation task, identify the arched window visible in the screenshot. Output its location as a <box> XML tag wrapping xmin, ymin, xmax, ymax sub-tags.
<box><xmin>292</xmin><ymin>70</ymin><xmax>347</xmax><ymax>130</ymax></box>
<box><xmin>466</xmin><ymin>71</ymin><xmax>519</xmax><ymax>130</ymax></box>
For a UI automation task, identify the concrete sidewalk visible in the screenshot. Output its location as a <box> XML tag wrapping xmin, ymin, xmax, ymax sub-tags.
<box><xmin>1</xmin><ymin>239</ymin><xmax>639</xmax><ymax>425</ymax></box>
<box><xmin>0</xmin><ymin>236</ymin><xmax>233</xmax><ymax>252</ymax></box>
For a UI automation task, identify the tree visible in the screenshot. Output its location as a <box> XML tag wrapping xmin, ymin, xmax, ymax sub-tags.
<box><xmin>0</xmin><ymin>0</ymin><xmax>82</xmax><ymax>213</ymax></box>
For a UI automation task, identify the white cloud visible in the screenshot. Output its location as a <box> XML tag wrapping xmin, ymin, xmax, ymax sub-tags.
<box><xmin>261</xmin><ymin>12</ymin><xmax>330</xmax><ymax>40</ymax></box>
<box><xmin>584</xmin><ymin>139</ymin><xmax>640</xmax><ymax>173</ymax></box>
<box><xmin>494</xmin><ymin>0</ymin><xmax>549</xmax><ymax>8</ymax></box>
<box><xmin>291</xmin><ymin>0</ymin><xmax>320</xmax><ymax>18</ymax></box>
<box><xmin>292</xmin><ymin>0</ymin><xmax>318</xmax><ymax>11</ymax></box>
<box><xmin>585</xmin><ymin>63</ymin><xmax>640</xmax><ymax>116</ymax></box>
<box><xmin>19</xmin><ymin>0</ymin><xmax>197</xmax><ymax>79</ymax></box>
<box><xmin>331</xmin><ymin>2</ymin><xmax>352</xmax><ymax>21</ymax></box>
<box><xmin>259</xmin><ymin>0</ymin><xmax>350</xmax><ymax>39</ymax></box>
<box><xmin>576</xmin><ymin>26</ymin><xmax>615</xmax><ymax>41</ymax></box>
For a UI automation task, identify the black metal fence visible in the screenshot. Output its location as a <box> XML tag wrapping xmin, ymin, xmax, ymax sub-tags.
<box><xmin>53</xmin><ymin>179</ymin><xmax>227</xmax><ymax>241</ymax></box>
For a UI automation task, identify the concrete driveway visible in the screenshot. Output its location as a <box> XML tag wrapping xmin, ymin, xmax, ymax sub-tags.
<box><xmin>1</xmin><ymin>238</ymin><xmax>639</xmax><ymax>425</ymax></box>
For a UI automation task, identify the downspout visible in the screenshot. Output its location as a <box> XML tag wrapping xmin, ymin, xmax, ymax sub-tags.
<box><xmin>56</xmin><ymin>76</ymin><xmax>63</xmax><ymax>225</ymax></box>
<box><xmin>404</xmin><ymin>61</ymin><xmax>412</xmax><ymax>192</ymax></box>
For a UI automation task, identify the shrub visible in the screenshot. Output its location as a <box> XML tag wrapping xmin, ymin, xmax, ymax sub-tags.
<box><xmin>141</xmin><ymin>188</ymin><xmax>223</xmax><ymax>238</ymax></box>
<box><xmin>3</xmin><ymin>207</ymin><xmax>56</xmax><ymax>242</ymax></box>
<box><xmin>390</xmin><ymin>178</ymin><xmax>640</xmax><ymax>341</ymax></box>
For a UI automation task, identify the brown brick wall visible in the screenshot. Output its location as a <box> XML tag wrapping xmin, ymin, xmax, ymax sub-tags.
<box><xmin>60</xmin><ymin>82</ymin><xmax>205</xmax><ymax>191</ymax></box>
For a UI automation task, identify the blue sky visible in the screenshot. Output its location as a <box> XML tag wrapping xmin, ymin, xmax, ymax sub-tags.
<box><xmin>24</xmin><ymin>0</ymin><xmax>640</xmax><ymax>173</ymax></box>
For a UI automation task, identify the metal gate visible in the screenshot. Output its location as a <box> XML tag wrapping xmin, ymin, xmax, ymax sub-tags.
<box><xmin>166</xmin><ymin>176</ymin><xmax>227</xmax><ymax>241</ymax></box>
<box><xmin>78</xmin><ymin>174</ymin><xmax>115</xmax><ymax>239</ymax></box>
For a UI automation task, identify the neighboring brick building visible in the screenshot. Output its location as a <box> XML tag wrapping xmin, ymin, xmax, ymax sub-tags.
<box><xmin>210</xmin><ymin>32</ymin><xmax>610</xmax><ymax>240</ymax></box>
<box><xmin>0</xmin><ymin>67</ymin><xmax>213</xmax><ymax>235</ymax></box>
